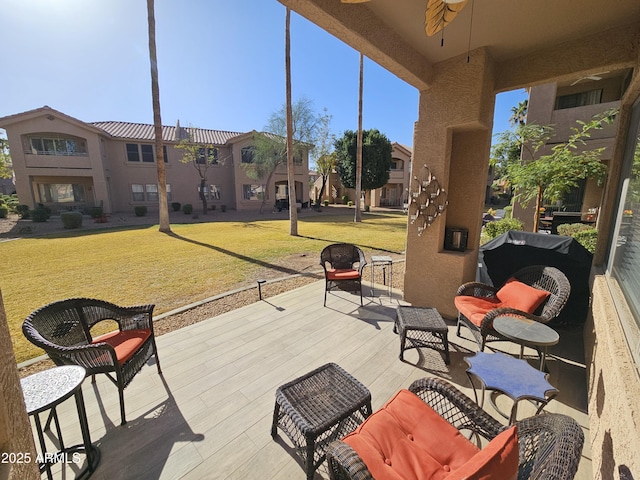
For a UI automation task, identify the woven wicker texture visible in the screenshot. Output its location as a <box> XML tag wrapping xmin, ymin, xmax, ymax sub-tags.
<box><xmin>22</xmin><ymin>298</ymin><xmax>162</xmax><ymax>425</ymax></box>
<box><xmin>456</xmin><ymin>265</ymin><xmax>571</xmax><ymax>350</ymax></box>
<box><xmin>326</xmin><ymin>377</ymin><xmax>584</xmax><ymax>480</ymax></box>
<box><xmin>395</xmin><ymin>306</ymin><xmax>450</xmax><ymax>364</ymax></box>
<box><xmin>320</xmin><ymin>243</ymin><xmax>367</xmax><ymax>306</ymax></box>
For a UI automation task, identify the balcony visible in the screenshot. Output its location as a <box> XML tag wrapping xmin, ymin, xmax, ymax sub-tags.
<box><xmin>26</xmin><ymin>281</ymin><xmax>591</xmax><ymax>479</ymax></box>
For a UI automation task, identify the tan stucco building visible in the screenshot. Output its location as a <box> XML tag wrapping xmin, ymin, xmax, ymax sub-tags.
<box><xmin>0</xmin><ymin>106</ymin><xmax>310</xmax><ymax>215</ymax></box>
<box><xmin>279</xmin><ymin>0</ymin><xmax>640</xmax><ymax>477</ymax></box>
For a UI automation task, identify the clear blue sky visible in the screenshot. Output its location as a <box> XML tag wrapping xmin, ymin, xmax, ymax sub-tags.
<box><xmin>1</xmin><ymin>0</ymin><xmax>526</xmax><ymax>150</ymax></box>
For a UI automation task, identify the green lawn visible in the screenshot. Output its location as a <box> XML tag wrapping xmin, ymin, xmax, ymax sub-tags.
<box><xmin>1</xmin><ymin>212</ymin><xmax>407</xmax><ymax>363</ymax></box>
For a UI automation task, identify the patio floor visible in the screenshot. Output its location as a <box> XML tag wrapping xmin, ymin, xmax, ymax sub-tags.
<box><xmin>33</xmin><ymin>280</ymin><xmax>592</xmax><ymax>479</ymax></box>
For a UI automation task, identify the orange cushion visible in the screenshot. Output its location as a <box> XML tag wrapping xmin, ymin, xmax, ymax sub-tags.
<box><xmin>92</xmin><ymin>329</ymin><xmax>151</xmax><ymax>365</ymax></box>
<box><xmin>342</xmin><ymin>389</ymin><xmax>479</xmax><ymax>480</ymax></box>
<box><xmin>445</xmin><ymin>426</ymin><xmax>519</xmax><ymax>480</ymax></box>
<box><xmin>496</xmin><ymin>280</ymin><xmax>550</xmax><ymax>314</ymax></box>
<box><xmin>327</xmin><ymin>268</ymin><xmax>361</xmax><ymax>281</ymax></box>
<box><xmin>454</xmin><ymin>296</ymin><xmax>503</xmax><ymax>327</ymax></box>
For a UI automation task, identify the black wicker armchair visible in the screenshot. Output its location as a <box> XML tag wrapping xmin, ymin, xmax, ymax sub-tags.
<box><xmin>320</xmin><ymin>243</ymin><xmax>367</xmax><ymax>306</ymax></box>
<box><xmin>22</xmin><ymin>298</ymin><xmax>162</xmax><ymax>425</ymax></box>
<box><xmin>455</xmin><ymin>265</ymin><xmax>571</xmax><ymax>350</ymax></box>
<box><xmin>326</xmin><ymin>378</ymin><xmax>584</xmax><ymax>480</ymax></box>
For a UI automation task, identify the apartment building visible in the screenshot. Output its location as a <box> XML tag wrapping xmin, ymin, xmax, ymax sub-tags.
<box><xmin>0</xmin><ymin>106</ymin><xmax>309</xmax><ymax>214</ymax></box>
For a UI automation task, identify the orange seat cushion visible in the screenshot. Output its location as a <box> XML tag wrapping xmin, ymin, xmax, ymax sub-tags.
<box><xmin>342</xmin><ymin>389</ymin><xmax>480</xmax><ymax>480</ymax></box>
<box><xmin>496</xmin><ymin>279</ymin><xmax>550</xmax><ymax>314</ymax></box>
<box><xmin>92</xmin><ymin>329</ymin><xmax>151</xmax><ymax>365</ymax></box>
<box><xmin>454</xmin><ymin>296</ymin><xmax>502</xmax><ymax>327</ymax></box>
<box><xmin>342</xmin><ymin>389</ymin><xmax>519</xmax><ymax>480</ymax></box>
<box><xmin>327</xmin><ymin>268</ymin><xmax>361</xmax><ymax>281</ymax></box>
<box><xmin>445</xmin><ymin>426</ymin><xmax>519</xmax><ymax>480</ymax></box>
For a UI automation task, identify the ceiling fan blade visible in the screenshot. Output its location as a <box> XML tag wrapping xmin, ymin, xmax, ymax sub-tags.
<box><xmin>340</xmin><ymin>0</ymin><xmax>371</xmax><ymax>3</ymax></box>
<box><xmin>425</xmin><ymin>0</ymin><xmax>468</xmax><ymax>36</ymax></box>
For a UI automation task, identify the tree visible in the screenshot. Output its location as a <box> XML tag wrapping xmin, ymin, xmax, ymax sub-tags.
<box><xmin>334</xmin><ymin>129</ymin><xmax>392</xmax><ymax>208</ymax></box>
<box><xmin>146</xmin><ymin>0</ymin><xmax>171</xmax><ymax>233</ymax></box>
<box><xmin>509</xmin><ymin>99</ymin><xmax>528</xmax><ymax>127</ymax></box>
<box><xmin>494</xmin><ymin>109</ymin><xmax>617</xmax><ymax>231</ymax></box>
<box><xmin>312</xmin><ymin>109</ymin><xmax>335</xmax><ymax>208</ymax></box>
<box><xmin>285</xmin><ymin>7</ymin><xmax>297</xmax><ymax>236</ymax></box>
<box><xmin>243</xmin><ymin>97</ymin><xmax>320</xmax><ymax>214</ymax></box>
<box><xmin>0</xmin><ymin>135</ymin><xmax>12</xmax><ymax>179</ymax></box>
<box><xmin>355</xmin><ymin>52</ymin><xmax>364</xmax><ymax>222</ymax></box>
<box><xmin>175</xmin><ymin>134</ymin><xmax>220</xmax><ymax>214</ymax></box>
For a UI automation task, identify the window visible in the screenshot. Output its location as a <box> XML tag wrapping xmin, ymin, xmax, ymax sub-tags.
<box><xmin>131</xmin><ymin>184</ymin><xmax>145</xmax><ymax>201</ymax></box>
<box><xmin>607</xmin><ymin>97</ymin><xmax>640</xmax><ymax>367</ymax></box>
<box><xmin>145</xmin><ymin>184</ymin><xmax>158</xmax><ymax>201</ymax></box>
<box><xmin>38</xmin><ymin>183</ymin><xmax>85</xmax><ymax>203</ymax></box>
<box><xmin>294</xmin><ymin>154</ymin><xmax>303</xmax><ymax>166</ymax></box>
<box><xmin>555</xmin><ymin>89</ymin><xmax>603</xmax><ymax>110</ymax></box>
<box><xmin>127</xmin><ymin>143</ymin><xmax>163</xmax><ymax>163</ymax></box>
<box><xmin>391</xmin><ymin>159</ymin><xmax>402</xmax><ymax>170</ymax></box>
<box><xmin>243</xmin><ymin>184</ymin><xmax>264</xmax><ymax>200</ymax></box>
<box><xmin>28</xmin><ymin>135</ymin><xmax>87</xmax><ymax>156</ymax></box>
<box><xmin>241</xmin><ymin>146</ymin><xmax>255</xmax><ymax>163</ymax></box>
<box><xmin>196</xmin><ymin>147</ymin><xmax>218</xmax><ymax>165</ymax></box>
<box><xmin>141</xmin><ymin>145</ymin><xmax>154</xmax><ymax>163</ymax></box>
<box><xmin>126</xmin><ymin>143</ymin><xmax>140</xmax><ymax>162</ymax></box>
<box><xmin>166</xmin><ymin>184</ymin><xmax>172</xmax><ymax>201</ymax></box>
<box><xmin>210</xmin><ymin>185</ymin><xmax>221</xmax><ymax>200</ymax></box>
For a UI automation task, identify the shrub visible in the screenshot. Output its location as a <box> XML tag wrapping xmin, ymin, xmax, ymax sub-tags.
<box><xmin>557</xmin><ymin>223</ymin><xmax>593</xmax><ymax>236</ymax></box>
<box><xmin>88</xmin><ymin>206</ymin><xmax>103</xmax><ymax>219</ymax></box>
<box><xmin>61</xmin><ymin>211</ymin><xmax>83</xmax><ymax>229</ymax></box>
<box><xmin>503</xmin><ymin>205</ymin><xmax>513</xmax><ymax>219</ymax></box>
<box><xmin>182</xmin><ymin>204</ymin><xmax>193</xmax><ymax>214</ymax></box>
<box><xmin>0</xmin><ymin>205</ymin><xmax>8</xmax><ymax>218</ymax></box>
<box><xmin>347</xmin><ymin>201</ymin><xmax>353</xmax><ymax>207</ymax></box>
<box><xmin>134</xmin><ymin>206</ymin><xmax>147</xmax><ymax>217</ymax></box>
<box><xmin>572</xmin><ymin>229</ymin><xmax>598</xmax><ymax>254</ymax></box>
<box><xmin>171</xmin><ymin>202</ymin><xmax>181</xmax><ymax>212</ymax></box>
<box><xmin>210</xmin><ymin>204</ymin><xmax>216</xmax><ymax>211</ymax></box>
<box><xmin>16</xmin><ymin>204</ymin><xmax>31</xmax><ymax>219</ymax></box>
<box><xmin>342</xmin><ymin>195</ymin><xmax>349</xmax><ymax>204</ymax></box>
<box><xmin>30</xmin><ymin>205</ymin><xmax>51</xmax><ymax>222</ymax></box>
<box><xmin>220</xmin><ymin>205</ymin><xmax>227</xmax><ymax>212</ymax></box>
<box><xmin>484</xmin><ymin>218</ymin><xmax>524</xmax><ymax>239</ymax></box>
<box><xmin>323</xmin><ymin>200</ymin><xmax>329</xmax><ymax>207</ymax></box>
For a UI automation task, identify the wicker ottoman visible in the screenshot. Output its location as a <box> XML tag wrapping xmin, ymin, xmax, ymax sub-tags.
<box><xmin>271</xmin><ymin>363</ymin><xmax>372</xmax><ymax>480</ymax></box>
<box><xmin>395</xmin><ymin>306</ymin><xmax>450</xmax><ymax>364</ymax></box>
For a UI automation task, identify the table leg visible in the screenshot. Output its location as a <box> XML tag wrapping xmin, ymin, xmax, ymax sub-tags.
<box><xmin>33</xmin><ymin>413</ymin><xmax>54</xmax><ymax>480</ymax></box>
<box><xmin>74</xmin><ymin>388</ymin><xmax>100</xmax><ymax>478</ymax></box>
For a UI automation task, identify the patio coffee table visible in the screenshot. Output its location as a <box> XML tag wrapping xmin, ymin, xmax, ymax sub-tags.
<box><xmin>395</xmin><ymin>306</ymin><xmax>450</xmax><ymax>364</ymax></box>
<box><xmin>465</xmin><ymin>351</ymin><xmax>558</xmax><ymax>425</ymax></box>
<box><xmin>493</xmin><ymin>315</ymin><xmax>560</xmax><ymax>371</ymax></box>
<box><xmin>271</xmin><ymin>362</ymin><xmax>372</xmax><ymax>480</ymax></box>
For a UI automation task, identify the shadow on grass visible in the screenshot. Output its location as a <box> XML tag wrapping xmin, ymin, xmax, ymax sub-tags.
<box><xmin>164</xmin><ymin>231</ymin><xmax>303</xmax><ymax>276</ymax></box>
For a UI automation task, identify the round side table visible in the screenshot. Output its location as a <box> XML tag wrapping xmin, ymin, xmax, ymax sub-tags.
<box><xmin>21</xmin><ymin>365</ymin><xmax>100</xmax><ymax>479</ymax></box>
<box><xmin>493</xmin><ymin>315</ymin><xmax>559</xmax><ymax>371</ymax></box>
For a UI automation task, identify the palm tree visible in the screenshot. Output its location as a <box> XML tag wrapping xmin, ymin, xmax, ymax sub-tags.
<box><xmin>509</xmin><ymin>99</ymin><xmax>528</xmax><ymax>127</ymax></box>
<box><xmin>146</xmin><ymin>0</ymin><xmax>171</xmax><ymax>233</ymax></box>
<box><xmin>354</xmin><ymin>52</ymin><xmax>364</xmax><ymax>223</ymax></box>
<box><xmin>285</xmin><ymin>7</ymin><xmax>298</xmax><ymax>235</ymax></box>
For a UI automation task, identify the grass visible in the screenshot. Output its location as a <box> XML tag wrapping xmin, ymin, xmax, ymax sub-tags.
<box><xmin>1</xmin><ymin>212</ymin><xmax>407</xmax><ymax>364</ymax></box>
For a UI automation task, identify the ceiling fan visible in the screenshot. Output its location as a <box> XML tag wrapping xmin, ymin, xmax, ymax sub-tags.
<box><xmin>570</xmin><ymin>71</ymin><xmax>610</xmax><ymax>86</ymax></box>
<box><xmin>340</xmin><ymin>0</ymin><xmax>468</xmax><ymax>37</ymax></box>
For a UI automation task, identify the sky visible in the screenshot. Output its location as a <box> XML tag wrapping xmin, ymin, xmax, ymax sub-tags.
<box><xmin>1</xmin><ymin>0</ymin><xmax>527</xmax><ymax>152</ymax></box>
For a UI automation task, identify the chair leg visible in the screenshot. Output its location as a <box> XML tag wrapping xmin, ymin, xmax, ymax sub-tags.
<box><xmin>324</xmin><ymin>288</ymin><xmax>327</xmax><ymax>306</ymax></box>
<box><xmin>119</xmin><ymin>387</ymin><xmax>127</xmax><ymax>426</ymax></box>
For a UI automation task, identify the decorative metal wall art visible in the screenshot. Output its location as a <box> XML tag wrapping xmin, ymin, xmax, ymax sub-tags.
<box><xmin>408</xmin><ymin>164</ymin><xmax>448</xmax><ymax>236</ymax></box>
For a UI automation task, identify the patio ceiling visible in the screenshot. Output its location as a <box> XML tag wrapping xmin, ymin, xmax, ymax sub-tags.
<box><xmin>279</xmin><ymin>0</ymin><xmax>640</xmax><ymax>91</ymax></box>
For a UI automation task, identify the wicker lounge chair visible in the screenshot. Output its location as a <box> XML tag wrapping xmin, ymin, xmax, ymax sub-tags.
<box><xmin>326</xmin><ymin>377</ymin><xmax>584</xmax><ymax>480</ymax></box>
<box><xmin>22</xmin><ymin>298</ymin><xmax>162</xmax><ymax>425</ymax></box>
<box><xmin>455</xmin><ymin>265</ymin><xmax>571</xmax><ymax>350</ymax></box>
<box><xmin>320</xmin><ymin>243</ymin><xmax>367</xmax><ymax>306</ymax></box>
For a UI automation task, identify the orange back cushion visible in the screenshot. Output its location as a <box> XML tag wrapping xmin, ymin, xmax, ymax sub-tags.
<box><xmin>496</xmin><ymin>279</ymin><xmax>550</xmax><ymax>313</ymax></box>
<box><xmin>92</xmin><ymin>329</ymin><xmax>151</xmax><ymax>365</ymax></box>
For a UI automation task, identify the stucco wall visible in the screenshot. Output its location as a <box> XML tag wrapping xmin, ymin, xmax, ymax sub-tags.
<box><xmin>587</xmin><ymin>273</ymin><xmax>640</xmax><ymax>479</ymax></box>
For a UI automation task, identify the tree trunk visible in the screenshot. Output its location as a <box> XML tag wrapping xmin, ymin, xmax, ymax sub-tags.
<box><xmin>318</xmin><ymin>175</ymin><xmax>328</xmax><ymax>208</ymax></box>
<box><xmin>285</xmin><ymin>8</ymin><xmax>298</xmax><ymax>235</ymax></box>
<box><xmin>533</xmin><ymin>185</ymin><xmax>543</xmax><ymax>233</ymax></box>
<box><xmin>199</xmin><ymin>178</ymin><xmax>208</xmax><ymax>214</ymax></box>
<box><xmin>146</xmin><ymin>0</ymin><xmax>171</xmax><ymax>233</ymax></box>
<box><xmin>354</xmin><ymin>53</ymin><xmax>364</xmax><ymax>223</ymax></box>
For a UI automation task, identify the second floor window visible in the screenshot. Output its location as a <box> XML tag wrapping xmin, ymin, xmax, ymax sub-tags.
<box><xmin>127</xmin><ymin>143</ymin><xmax>168</xmax><ymax>163</ymax></box>
<box><xmin>241</xmin><ymin>146</ymin><xmax>255</xmax><ymax>163</ymax></box>
<box><xmin>555</xmin><ymin>89</ymin><xmax>603</xmax><ymax>110</ymax></box>
<box><xmin>197</xmin><ymin>147</ymin><xmax>218</xmax><ymax>165</ymax></box>
<box><xmin>28</xmin><ymin>135</ymin><xmax>87</xmax><ymax>156</ymax></box>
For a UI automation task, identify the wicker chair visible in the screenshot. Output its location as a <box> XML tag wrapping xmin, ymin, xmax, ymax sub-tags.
<box><xmin>455</xmin><ymin>265</ymin><xmax>571</xmax><ymax>350</ymax></box>
<box><xmin>320</xmin><ymin>243</ymin><xmax>367</xmax><ymax>306</ymax></box>
<box><xmin>326</xmin><ymin>378</ymin><xmax>584</xmax><ymax>480</ymax></box>
<box><xmin>22</xmin><ymin>298</ymin><xmax>162</xmax><ymax>425</ymax></box>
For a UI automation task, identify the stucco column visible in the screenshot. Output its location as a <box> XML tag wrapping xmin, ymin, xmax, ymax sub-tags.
<box><xmin>0</xmin><ymin>290</ymin><xmax>39</xmax><ymax>480</ymax></box>
<box><xmin>404</xmin><ymin>48</ymin><xmax>496</xmax><ymax>319</ymax></box>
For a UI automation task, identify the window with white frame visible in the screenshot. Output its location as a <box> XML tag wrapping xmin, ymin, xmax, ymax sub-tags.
<box><xmin>210</xmin><ymin>185</ymin><xmax>221</xmax><ymax>200</ymax></box>
<box><xmin>141</xmin><ymin>145</ymin><xmax>154</xmax><ymax>163</ymax></box>
<box><xmin>145</xmin><ymin>184</ymin><xmax>158</xmax><ymax>201</ymax></box>
<box><xmin>243</xmin><ymin>184</ymin><xmax>264</xmax><ymax>200</ymax></box>
<box><xmin>131</xmin><ymin>184</ymin><xmax>145</xmax><ymax>201</ymax></box>
<box><xmin>126</xmin><ymin>143</ymin><xmax>168</xmax><ymax>163</ymax></box>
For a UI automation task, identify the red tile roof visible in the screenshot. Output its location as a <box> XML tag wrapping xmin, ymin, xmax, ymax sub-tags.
<box><xmin>90</xmin><ymin>121</ymin><xmax>244</xmax><ymax>145</ymax></box>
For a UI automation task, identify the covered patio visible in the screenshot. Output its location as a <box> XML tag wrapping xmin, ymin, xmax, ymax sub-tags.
<box><xmin>36</xmin><ymin>282</ymin><xmax>591</xmax><ymax>479</ymax></box>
